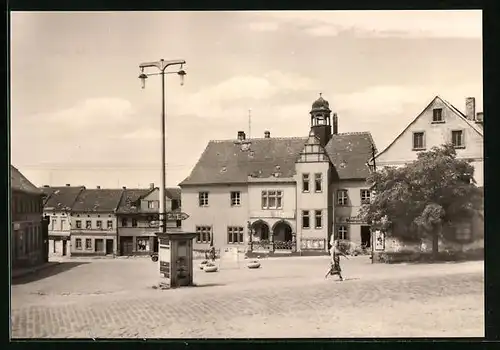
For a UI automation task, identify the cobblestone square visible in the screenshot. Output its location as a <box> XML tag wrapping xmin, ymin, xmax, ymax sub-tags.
<box><xmin>11</xmin><ymin>256</ymin><xmax>484</xmax><ymax>338</ymax></box>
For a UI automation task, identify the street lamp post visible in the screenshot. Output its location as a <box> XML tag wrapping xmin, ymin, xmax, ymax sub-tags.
<box><xmin>138</xmin><ymin>59</ymin><xmax>186</xmax><ymax>235</ymax></box>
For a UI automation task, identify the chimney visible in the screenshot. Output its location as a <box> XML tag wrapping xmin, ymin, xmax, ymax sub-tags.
<box><xmin>237</xmin><ymin>131</ymin><xmax>246</xmax><ymax>141</ymax></box>
<box><xmin>65</xmin><ymin>184</ymin><xmax>70</xmax><ymax>187</ymax></box>
<box><xmin>476</xmin><ymin>112</ymin><xmax>484</xmax><ymax>123</ymax></box>
<box><xmin>96</xmin><ymin>185</ymin><xmax>101</xmax><ymax>189</ymax></box>
<box><xmin>149</xmin><ymin>182</ymin><xmax>155</xmax><ymax>189</ymax></box>
<box><xmin>264</xmin><ymin>131</ymin><xmax>270</xmax><ymax>138</ymax></box>
<box><xmin>43</xmin><ymin>185</ymin><xmax>50</xmax><ymax>188</ymax></box>
<box><xmin>465</xmin><ymin>97</ymin><xmax>476</xmax><ymax>120</ymax></box>
<box><xmin>122</xmin><ymin>186</ymin><xmax>126</xmax><ymax>190</ymax></box>
<box><xmin>332</xmin><ymin>113</ymin><xmax>338</xmax><ymax>135</ymax></box>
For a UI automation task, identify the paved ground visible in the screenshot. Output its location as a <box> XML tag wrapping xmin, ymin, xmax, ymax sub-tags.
<box><xmin>11</xmin><ymin>256</ymin><xmax>484</xmax><ymax>338</ymax></box>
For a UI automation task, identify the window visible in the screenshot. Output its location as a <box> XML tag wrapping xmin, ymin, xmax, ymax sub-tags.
<box><xmin>132</xmin><ymin>218</ymin><xmax>138</xmax><ymax>227</ymax></box>
<box><xmin>171</xmin><ymin>199</ymin><xmax>180</xmax><ymax>210</ymax></box>
<box><xmin>76</xmin><ymin>220</ymin><xmax>82</xmax><ymax>229</ymax></box>
<box><xmin>199</xmin><ymin>192</ymin><xmax>209</xmax><ymax>207</ymax></box>
<box><xmin>60</xmin><ymin>219</ymin><xmax>66</xmax><ymax>231</ymax></box>
<box><xmin>137</xmin><ymin>238</ymin><xmax>150</xmax><ymax>251</ymax></box>
<box><xmin>176</xmin><ymin>220</ymin><xmax>182</xmax><ymax>228</ymax></box>
<box><xmin>228</xmin><ymin>226</ymin><xmax>244</xmax><ymax>244</ymax></box>
<box><xmin>96</xmin><ymin>220</ymin><xmax>102</xmax><ymax>230</ymax></box>
<box><xmin>75</xmin><ymin>238</ymin><xmax>82</xmax><ymax>250</ymax></box>
<box><xmin>315</xmin><ymin>210</ymin><xmax>322</xmax><ymax>229</ymax></box>
<box><xmin>51</xmin><ymin>219</ymin><xmax>57</xmax><ymax>231</ymax></box>
<box><xmin>302</xmin><ymin>210</ymin><xmax>310</xmax><ymax>229</ymax></box>
<box><xmin>85</xmin><ymin>238</ymin><xmax>92</xmax><ymax>250</ymax></box>
<box><xmin>452</xmin><ymin>130</ymin><xmax>464</xmax><ymax>148</ymax></box>
<box><xmin>360</xmin><ymin>189</ymin><xmax>371</xmax><ymax>204</ymax></box>
<box><xmin>147</xmin><ymin>201</ymin><xmax>155</xmax><ymax>209</ymax></box>
<box><xmin>314</xmin><ymin>173</ymin><xmax>323</xmax><ymax>192</ymax></box>
<box><xmin>107</xmin><ymin>220</ymin><xmax>113</xmax><ymax>229</ymax></box>
<box><xmin>337</xmin><ymin>225</ymin><xmax>348</xmax><ymax>240</ymax></box>
<box><xmin>432</xmin><ymin>108</ymin><xmax>443</xmax><ymax>122</ymax></box>
<box><xmin>122</xmin><ymin>218</ymin><xmax>128</xmax><ymax>227</ymax></box>
<box><xmin>94</xmin><ymin>239</ymin><xmax>104</xmax><ymax>252</ymax></box>
<box><xmin>302</xmin><ymin>173</ymin><xmax>310</xmax><ymax>192</ymax></box>
<box><xmin>230</xmin><ymin>191</ymin><xmax>241</xmax><ymax>206</ymax></box>
<box><xmin>261</xmin><ymin>190</ymin><xmax>283</xmax><ymax>209</ymax></box>
<box><xmin>337</xmin><ymin>190</ymin><xmax>348</xmax><ymax>206</ymax></box>
<box><xmin>196</xmin><ymin>226</ymin><xmax>211</xmax><ymax>243</ymax></box>
<box><xmin>413</xmin><ymin>132</ymin><xmax>425</xmax><ymax>150</ymax></box>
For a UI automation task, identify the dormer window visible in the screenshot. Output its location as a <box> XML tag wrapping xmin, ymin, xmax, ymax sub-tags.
<box><xmin>432</xmin><ymin>108</ymin><xmax>444</xmax><ymax>123</ymax></box>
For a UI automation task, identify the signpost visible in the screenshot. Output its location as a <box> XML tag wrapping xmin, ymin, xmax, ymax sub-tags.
<box><xmin>150</xmin><ymin>211</ymin><xmax>189</xmax><ymax>228</ymax></box>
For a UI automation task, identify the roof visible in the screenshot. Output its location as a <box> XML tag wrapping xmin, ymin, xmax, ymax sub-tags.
<box><xmin>10</xmin><ymin>165</ymin><xmax>42</xmax><ymax>195</ymax></box>
<box><xmin>116</xmin><ymin>188</ymin><xmax>151</xmax><ymax>214</ymax></box>
<box><xmin>179</xmin><ymin>137</ymin><xmax>308</xmax><ymax>186</ymax></box>
<box><xmin>41</xmin><ymin>186</ymin><xmax>85</xmax><ymax>211</ymax></box>
<box><xmin>374</xmin><ymin>95</ymin><xmax>484</xmax><ymax>161</ymax></box>
<box><xmin>72</xmin><ymin>188</ymin><xmax>124</xmax><ymax>213</ymax></box>
<box><xmin>166</xmin><ymin>187</ymin><xmax>181</xmax><ymax>200</ymax></box>
<box><xmin>324</xmin><ymin>132</ymin><xmax>376</xmax><ymax>180</ymax></box>
<box><xmin>180</xmin><ymin>132</ymin><xmax>376</xmax><ymax>186</ymax></box>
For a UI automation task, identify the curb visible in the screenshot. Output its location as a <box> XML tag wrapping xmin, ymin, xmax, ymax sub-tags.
<box><xmin>12</xmin><ymin>262</ymin><xmax>61</xmax><ymax>279</ymax></box>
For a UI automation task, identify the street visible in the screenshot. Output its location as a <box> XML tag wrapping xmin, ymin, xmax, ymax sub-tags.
<box><xmin>11</xmin><ymin>256</ymin><xmax>484</xmax><ymax>338</ymax></box>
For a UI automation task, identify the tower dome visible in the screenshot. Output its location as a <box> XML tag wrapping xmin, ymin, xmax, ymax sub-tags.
<box><xmin>311</xmin><ymin>93</ymin><xmax>331</xmax><ymax>113</ymax></box>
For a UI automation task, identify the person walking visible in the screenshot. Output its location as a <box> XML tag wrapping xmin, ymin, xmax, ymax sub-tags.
<box><xmin>325</xmin><ymin>237</ymin><xmax>348</xmax><ymax>281</ymax></box>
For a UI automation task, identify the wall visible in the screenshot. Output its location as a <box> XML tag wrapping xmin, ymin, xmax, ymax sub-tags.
<box><xmin>11</xmin><ymin>191</ymin><xmax>45</xmax><ymax>268</ymax></box>
<box><xmin>295</xmin><ymin>161</ymin><xmax>330</xmax><ymax>252</ymax></box>
<box><xmin>70</xmin><ymin>212</ymin><xmax>117</xmax><ymax>255</ymax></box>
<box><xmin>332</xmin><ymin>179</ymin><xmax>371</xmax><ymax>246</ymax></box>
<box><xmin>45</xmin><ymin>210</ymin><xmax>71</xmax><ymax>257</ymax></box>
<box><xmin>247</xmin><ymin>180</ymin><xmax>297</xmax><ymax>249</ymax></box>
<box><xmin>181</xmin><ymin>185</ymin><xmax>249</xmax><ymax>251</ymax></box>
<box><xmin>376</xmin><ymin>98</ymin><xmax>484</xmax><ymax>186</ymax></box>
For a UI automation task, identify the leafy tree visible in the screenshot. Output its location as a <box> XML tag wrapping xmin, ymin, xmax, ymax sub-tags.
<box><xmin>360</xmin><ymin>144</ymin><xmax>483</xmax><ymax>256</ymax></box>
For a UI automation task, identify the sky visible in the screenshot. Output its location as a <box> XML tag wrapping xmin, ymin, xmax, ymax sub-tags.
<box><xmin>10</xmin><ymin>10</ymin><xmax>483</xmax><ymax>189</ymax></box>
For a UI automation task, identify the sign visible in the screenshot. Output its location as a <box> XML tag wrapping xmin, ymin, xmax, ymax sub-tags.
<box><xmin>159</xmin><ymin>243</ymin><xmax>171</xmax><ymax>278</ymax></box>
<box><xmin>149</xmin><ymin>212</ymin><xmax>190</xmax><ymax>227</ymax></box>
<box><xmin>336</xmin><ymin>216</ymin><xmax>365</xmax><ymax>224</ymax></box>
<box><xmin>301</xmin><ymin>238</ymin><xmax>325</xmax><ymax>250</ymax></box>
<box><xmin>374</xmin><ymin>230</ymin><xmax>385</xmax><ymax>251</ymax></box>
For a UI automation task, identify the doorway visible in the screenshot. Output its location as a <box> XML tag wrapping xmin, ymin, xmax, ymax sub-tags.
<box><xmin>120</xmin><ymin>237</ymin><xmax>133</xmax><ymax>255</ymax></box>
<box><xmin>361</xmin><ymin>225</ymin><xmax>371</xmax><ymax>248</ymax></box>
<box><xmin>62</xmin><ymin>240</ymin><xmax>67</xmax><ymax>256</ymax></box>
<box><xmin>106</xmin><ymin>239</ymin><xmax>114</xmax><ymax>255</ymax></box>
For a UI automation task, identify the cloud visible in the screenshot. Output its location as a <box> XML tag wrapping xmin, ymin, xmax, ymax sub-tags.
<box><xmin>167</xmin><ymin>71</ymin><xmax>316</xmax><ymax>120</ymax></box>
<box><xmin>252</xmin><ymin>10</ymin><xmax>482</xmax><ymax>39</ymax></box>
<box><xmin>248</xmin><ymin>21</ymin><xmax>280</xmax><ymax>32</ymax></box>
<box><xmin>41</xmin><ymin>97</ymin><xmax>135</xmax><ymax>128</ymax></box>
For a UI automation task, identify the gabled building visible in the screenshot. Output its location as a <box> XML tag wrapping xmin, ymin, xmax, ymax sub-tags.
<box><xmin>11</xmin><ymin>165</ymin><xmax>46</xmax><ymax>268</ymax></box>
<box><xmin>70</xmin><ymin>186</ymin><xmax>123</xmax><ymax>256</ymax></box>
<box><xmin>40</xmin><ymin>184</ymin><xmax>85</xmax><ymax>257</ymax></box>
<box><xmin>373</xmin><ymin>96</ymin><xmax>484</xmax><ymax>186</ymax></box>
<box><xmin>116</xmin><ymin>184</ymin><xmax>183</xmax><ymax>256</ymax></box>
<box><xmin>179</xmin><ymin>95</ymin><xmax>376</xmax><ymax>255</ymax></box>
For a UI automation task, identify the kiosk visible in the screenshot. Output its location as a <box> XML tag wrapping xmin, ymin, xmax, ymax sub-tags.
<box><xmin>156</xmin><ymin>230</ymin><xmax>197</xmax><ymax>288</ymax></box>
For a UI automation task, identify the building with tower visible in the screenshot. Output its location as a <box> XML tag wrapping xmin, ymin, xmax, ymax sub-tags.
<box><xmin>179</xmin><ymin>94</ymin><xmax>376</xmax><ymax>255</ymax></box>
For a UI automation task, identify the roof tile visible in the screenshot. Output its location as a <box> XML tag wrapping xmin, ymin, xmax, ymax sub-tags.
<box><xmin>11</xmin><ymin>165</ymin><xmax>42</xmax><ymax>195</ymax></box>
<box><xmin>72</xmin><ymin>189</ymin><xmax>124</xmax><ymax>213</ymax></box>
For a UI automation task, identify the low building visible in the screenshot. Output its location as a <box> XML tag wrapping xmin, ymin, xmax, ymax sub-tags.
<box><xmin>40</xmin><ymin>184</ymin><xmax>85</xmax><ymax>257</ymax></box>
<box><xmin>179</xmin><ymin>95</ymin><xmax>376</xmax><ymax>255</ymax></box>
<box><xmin>70</xmin><ymin>186</ymin><xmax>123</xmax><ymax>256</ymax></box>
<box><xmin>116</xmin><ymin>184</ymin><xmax>182</xmax><ymax>256</ymax></box>
<box><xmin>11</xmin><ymin>165</ymin><xmax>46</xmax><ymax>268</ymax></box>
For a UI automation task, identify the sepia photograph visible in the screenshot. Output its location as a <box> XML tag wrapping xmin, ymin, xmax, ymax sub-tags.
<box><xmin>10</xmin><ymin>10</ymin><xmax>484</xmax><ymax>338</ymax></box>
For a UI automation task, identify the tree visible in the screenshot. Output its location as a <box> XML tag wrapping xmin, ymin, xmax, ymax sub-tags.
<box><xmin>360</xmin><ymin>144</ymin><xmax>483</xmax><ymax>257</ymax></box>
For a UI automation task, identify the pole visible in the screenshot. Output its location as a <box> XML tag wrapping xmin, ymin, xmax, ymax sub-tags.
<box><xmin>160</xmin><ymin>69</ymin><xmax>167</xmax><ymax>235</ymax></box>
